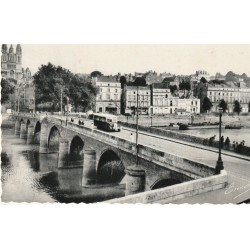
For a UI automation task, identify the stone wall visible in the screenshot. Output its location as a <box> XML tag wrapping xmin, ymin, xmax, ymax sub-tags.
<box><xmin>106</xmin><ymin>170</ymin><xmax>228</xmax><ymax>204</ymax></box>
<box><xmin>119</xmin><ymin>121</ymin><xmax>250</xmax><ymax>157</ymax></box>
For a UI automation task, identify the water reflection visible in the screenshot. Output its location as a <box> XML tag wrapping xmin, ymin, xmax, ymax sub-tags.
<box><xmin>1</xmin><ymin>127</ymin><xmax>125</xmax><ymax>203</ymax></box>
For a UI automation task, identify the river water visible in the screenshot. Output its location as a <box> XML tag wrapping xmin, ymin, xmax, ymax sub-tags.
<box><xmin>1</xmin><ymin>126</ymin><xmax>125</xmax><ymax>203</ymax></box>
<box><xmin>179</xmin><ymin>128</ymin><xmax>250</xmax><ymax>146</ymax></box>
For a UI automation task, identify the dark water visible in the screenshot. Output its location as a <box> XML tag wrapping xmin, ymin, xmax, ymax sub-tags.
<box><xmin>1</xmin><ymin>127</ymin><xmax>125</xmax><ymax>203</ymax></box>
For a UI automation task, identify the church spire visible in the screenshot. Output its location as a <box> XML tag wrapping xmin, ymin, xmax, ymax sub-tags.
<box><xmin>1</xmin><ymin>44</ymin><xmax>8</xmax><ymax>53</ymax></box>
<box><xmin>16</xmin><ymin>44</ymin><xmax>22</xmax><ymax>54</ymax></box>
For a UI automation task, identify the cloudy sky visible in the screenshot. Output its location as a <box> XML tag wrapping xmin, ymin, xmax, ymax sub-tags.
<box><xmin>18</xmin><ymin>44</ymin><xmax>250</xmax><ymax>76</ymax></box>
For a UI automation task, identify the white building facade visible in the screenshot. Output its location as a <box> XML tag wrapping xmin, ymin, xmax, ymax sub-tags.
<box><xmin>207</xmin><ymin>86</ymin><xmax>250</xmax><ymax>113</ymax></box>
<box><xmin>124</xmin><ymin>85</ymin><xmax>151</xmax><ymax>114</ymax></box>
<box><xmin>95</xmin><ymin>79</ymin><xmax>121</xmax><ymax>114</ymax></box>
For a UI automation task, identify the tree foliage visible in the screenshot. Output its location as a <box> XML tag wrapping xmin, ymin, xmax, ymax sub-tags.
<box><xmin>120</xmin><ymin>76</ymin><xmax>127</xmax><ymax>89</ymax></box>
<box><xmin>134</xmin><ymin>77</ymin><xmax>146</xmax><ymax>86</ymax></box>
<box><xmin>202</xmin><ymin>97</ymin><xmax>213</xmax><ymax>113</ymax></box>
<box><xmin>233</xmin><ymin>100</ymin><xmax>241</xmax><ymax>115</ymax></box>
<box><xmin>170</xmin><ymin>85</ymin><xmax>177</xmax><ymax>94</ymax></box>
<box><xmin>179</xmin><ymin>80</ymin><xmax>191</xmax><ymax>91</ymax></box>
<box><xmin>200</xmin><ymin>77</ymin><xmax>207</xmax><ymax>83</ymax></box>
<box><xmin>1</xmin><ymin>78</ymin><xmax>15</xmax><ymax>104</ymax></box>
<box><xmin>33</xmin><ymin>63</ymin><xmax>98</xmax><ymax>112</ymax></box>
<box><xmin>90</xmin><ymin>71</ymin><xmax>103</xmax><ymax>78</ymax></box>
<box><xmin>218</xmin><ymin>99</ymin><xmax>228</xmax><ymax>112</ymax></box>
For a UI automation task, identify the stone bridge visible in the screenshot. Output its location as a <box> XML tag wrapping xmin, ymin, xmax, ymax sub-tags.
<box><xmin>14</xmin><ymin>114</ymin><xmax>220</xmax><ymax>196</ymax></box>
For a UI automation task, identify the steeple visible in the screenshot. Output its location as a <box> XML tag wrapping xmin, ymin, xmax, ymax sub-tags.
<box><xmin>1</xmin><ymin>44</ymin><xmax>8</xmax><ymax>53</ymax></box>
<box><xmin>16</xmin><ymin>44</ymin><xmax>22</xmax><ymax>54</ymax></box>
<box><xmin>9</xmin><ymin>44</ymin><xmax>14</xmax><ymax>53</ymax></box>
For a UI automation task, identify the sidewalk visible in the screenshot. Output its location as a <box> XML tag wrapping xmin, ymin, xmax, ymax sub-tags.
<box><xmin>122</xmin><ymin>126</ymin><xmax>250</xmax><ymax>162</ymax></box>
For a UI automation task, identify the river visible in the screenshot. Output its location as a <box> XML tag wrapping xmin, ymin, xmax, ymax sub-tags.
<box><xmin>179</xmin><ymin>127</ymin><xmax>250</xmax><ymax>146</ymax></box>
<box><xmin>1</xmin><ymin>126</ymin><xmax>125</xmax><ymax>203</ymax></box>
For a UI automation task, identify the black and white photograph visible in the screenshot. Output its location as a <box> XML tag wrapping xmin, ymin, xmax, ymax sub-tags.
<box><xmin>1</xmin><ymin>1</ymin><xmax>250</xmax><ymax>250</ymax></box>
<box><xmin>1</xmin><ymin>44</ymin><xmax>250</xmax><ymax>204</ymax></box>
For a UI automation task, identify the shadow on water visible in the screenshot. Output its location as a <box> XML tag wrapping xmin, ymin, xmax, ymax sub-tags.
<box><xmin>1</xmin><ymin>126</ymin><xmax>125</xmax><ymax>203</ymax></box>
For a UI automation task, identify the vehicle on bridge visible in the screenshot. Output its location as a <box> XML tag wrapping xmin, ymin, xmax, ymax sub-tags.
<box><xmin>93</xmin><ymin>113</ymin><xmax>120</xmax><ymax>132</ymax></box>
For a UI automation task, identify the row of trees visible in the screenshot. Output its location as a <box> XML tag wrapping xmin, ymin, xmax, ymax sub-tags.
<box><xmin>201</xmin><ymin>97</ymin><xmax>245</xmax><ymax>115</ymax></box>
<box><xmin>34</xmin><ymin>63</ymin><xmax>98</xmax><ymax>112</ymax></box>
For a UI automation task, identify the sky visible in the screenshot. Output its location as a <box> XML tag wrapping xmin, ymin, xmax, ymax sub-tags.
<box><xmin>18</xmin><ymin>44</ymin><xmax>250</xmax><ymax>77</ymax></box>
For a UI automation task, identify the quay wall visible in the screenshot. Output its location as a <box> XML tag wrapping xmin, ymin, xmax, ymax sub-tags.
<box><xmin>119</xmin><ymin>121</ymin><xmax>250</xmax><ymax>157</ymax></box>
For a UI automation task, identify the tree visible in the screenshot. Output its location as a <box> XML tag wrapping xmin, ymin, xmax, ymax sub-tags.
<box><xmin>134</xmin><ymin>77</ymin><xmax>146</xmax><ymax>86</ymax></box>
<box><xmin>68</xmin><ymin>75</ymin><xmax>98</xmax><ymax>112</ymax></box>
<box><xmin>202</xmin><ymin>97</ymin><xmax>213</xmax><ymax>113</ymax></box>
<box><xmin>120</xmin><ymin>76</ymin><xmax>127</xmax><ymax>89</ymax></box>
<box><xmin>200</xmin><ymin>77</ymin><xmax>207</xmax><ymax>83</ymax></box>
<box><xmin>1</xmin><ymin>78</ymin><xmax>15</xmax><ymax>104</ymax></box>
<box><xmin>170</xmin><ymin>85</ymin><xmax>177</xmax><ymax>94</ymax></box>
<box><xmin>33</xmin><ymin>63</ymin><xmax>73</xmax><ymax>111</ymax></box>
<box><xmin>90</xmin><ymin>71</ymin><xmax>102</xmax><ymax>78</ymax></box>
<box><xmin>233</xmin><ymin>100</ymin><xmax>241</xmax><ymax>115</ymax></box>
<box><xmin>218</xmin><ymin>99</ymin><xmax>228</xmax><ymax>112</ymax></box>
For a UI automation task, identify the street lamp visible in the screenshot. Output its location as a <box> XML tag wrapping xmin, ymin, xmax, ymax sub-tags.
<box><xmin>215</xmin><ymin>107</ymin><xmax>224</xmax><ymax>174</ymax></box>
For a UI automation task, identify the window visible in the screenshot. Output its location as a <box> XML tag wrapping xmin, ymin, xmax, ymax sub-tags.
<box><xmin>100</xmin><ymin>88</ymin><xmax>102</xmax><ymax>92</ymax></box>
<box><xmin>165</xmin><ymin>94</ymin><xmax>168</xmax><ymax>98</ymax></box>
<box><xmin>170</xmin><ymin>101</ymin><xmax>173</xmax><ymax>106</ymax></box>
<box><xmin>115</xmin><ymin>89</ymin><xmax>118</xmax><ymax>93</ymax></box>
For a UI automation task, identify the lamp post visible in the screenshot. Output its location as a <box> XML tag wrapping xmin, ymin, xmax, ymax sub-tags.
<box><xmin>215</xmin><ymin>107</ymin><xmax>224</xmax><ymax>174</ymax></box>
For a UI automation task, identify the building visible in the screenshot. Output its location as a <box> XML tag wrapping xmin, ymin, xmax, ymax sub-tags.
<box><xmin>1</xmin><ymin>44</ymin><xmax>35</xmax><ymax>112</ymax></box>
<box><xmin>196</xmin><ymin>70</ymin><xmax>210</xmax><ymax>81</ymax></box>
<box><xmin>123</xmin><ymin>84</ymin><xmax>151</xmax><ymax>115</ymax></box>
<box><xmin>207</xmin><ymin>85</ymin><xmax>250</xmax><ymax>113</ymax></box>
<box><xmin>1</xmin><ymin>44</ymin><xmax>23</xmax><ymax>81</ymax></box>
<box><xmin>178</xmin><ymin>95</ymin><xmax>200</xmax><ymax>114</ymax></box>
<box><xmin>150</xmin><ymin>83</ymin><xmax>178</xmax><ymax>114</ymax></box>
<box><xmin>94</xmin><ymin>76</ymin><xmax>121</xmax><ymax>114</ymax></box>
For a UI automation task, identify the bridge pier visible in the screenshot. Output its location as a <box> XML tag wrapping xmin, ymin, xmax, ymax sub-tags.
<box><xmin>27</xmin><ymin>125</ymin><xmax>34</xmax><ymax>144</ymax></box>
<box><xmin>58</xmin><ymin>139</ymin><xmax>69</xmax><ymax>168</ymax></box>
<box><xmin>15</xmin><ymin>119</ymin><xmax>21</xmax><ymax>136</ymax></box>
<box><xmin>39</xmin><ymin>122</ymin><xmax>49</xmax><ymax>153</ymax></box>
<box><xmin>125</xmin><ymin>165</ymin><xmax>145</xmax><ymax>196</ymax></box>
<box><xmin>82</xmin><ymin>149</ymin><xmax>96</xmax><ymax>186</ymax></box>
<box><xmin>20</xmin><ymin>122</ymin><xmax>27</xmax><ymax>139</ymax></box>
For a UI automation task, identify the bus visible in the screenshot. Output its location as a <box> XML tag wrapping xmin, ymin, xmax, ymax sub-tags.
<box><xmin>93</xmin><ymin>113</ymin><xmax>120</xmax><ymax>132</ymax></box>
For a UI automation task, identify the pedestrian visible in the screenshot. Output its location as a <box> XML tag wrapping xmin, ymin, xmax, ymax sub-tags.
<box><xmin>232</xmin><ymin>141</ymin><xmax>236</xmax><ymax>150</ymax></box>
<box><xmin>225</xmin><ymin>137</ymin><xmax>230</xmax><ymax>150</ymax></box>
<box><xmin>235</xmin><ymin>142</ymin><xmax>238</xmax><ymax>152</ymax></box>
<box><xmin>220</xmin><ymin>136</ymin><xmax>224</xmax><ymax>149</ymax></box>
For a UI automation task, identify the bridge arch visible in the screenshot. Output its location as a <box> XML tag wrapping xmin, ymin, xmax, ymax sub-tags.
<box><xmin>150</xmin><ymin>178</ymin><xmax>182</xmax><ymax>190</ymax></box>
<box><xmin>97</xmin><ymin>148</ymin><xmax>125</xmax><ymax>185</ymax></box>
<box><xmin>48</xmin><ymin>125</ymin><xmax>61</xmax><ymax>152</ymax></box>
<box><xmin>69</xmin><ymin>136</ymin><xmax>84</xmax><ymax>161</ymax></box>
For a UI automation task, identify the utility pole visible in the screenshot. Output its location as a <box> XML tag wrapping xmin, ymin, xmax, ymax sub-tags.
<box><xmin>135</xmin><ymin>85</ymin><xmax>139</xmax><ymax>165</ymax></box>
<box><xmin>61</xmin><ymin>87</ymin><xmax>63</xmax><ymax>117</ymax></box>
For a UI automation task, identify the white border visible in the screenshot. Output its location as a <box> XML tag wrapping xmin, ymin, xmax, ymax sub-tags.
<box><xmin>1</xmin><ymin>1</ymin><xmax>250</xmax><ymax>250</ymax></box>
